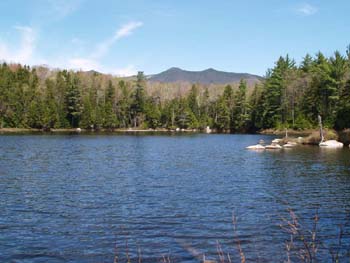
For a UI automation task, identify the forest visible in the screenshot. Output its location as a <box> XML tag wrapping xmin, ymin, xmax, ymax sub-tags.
<box><xmin>1</xmin><ymin>47</ymin><xmax>350</xmax><ymax>132</ymax></box>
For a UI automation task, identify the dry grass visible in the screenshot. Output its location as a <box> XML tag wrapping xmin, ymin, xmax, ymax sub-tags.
<box><xmin>113</xmin><ymin>208</ymin><xmax>350</xmax><ymax>263</ymax></box>
<box><xmin>280</xmin><ymin>206</ymin><xmax>350</xmax><ymax>263</ymax></box>
<box><xmin>303</xmin><ymin>129</ymin><xmax>338</xmax><ymax>145</ymax></box>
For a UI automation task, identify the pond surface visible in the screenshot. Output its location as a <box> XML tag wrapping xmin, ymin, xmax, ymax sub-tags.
<box><xmin>0</xmin><ymin>134</ymin><xmax>350</xmax><ymax>262</ymax></box>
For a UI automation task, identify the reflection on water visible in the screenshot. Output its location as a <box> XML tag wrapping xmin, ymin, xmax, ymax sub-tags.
<box><xmin>0</xmin><ymin>134</ymin><xmax>349</xmax><ymax>262</ymax></box>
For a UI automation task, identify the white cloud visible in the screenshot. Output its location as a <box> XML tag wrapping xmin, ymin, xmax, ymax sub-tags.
<box><xmin>0</xmin><ymin>26</ymin><xmax>37</xmax><ymax>65</ymax></box>
<box><xmin>68</xmin><ymin>58</ymin><xmax>100</xmax><ymax>71</ymax></box>
<box><xmin>67</xmin><ymin>59</ymin><xmax>137</xmax><ymax>76</ymax></box>
<box><xmin>68</xmin><ymin>21</ymin><xmax>143</xmax><ymax>75</ymax></box>
<box><xmin>0</xmin><ymin>43</ymin><xmax>10</xmax><ymax>61</ymax></box>
<box><xmin>92</xmin><ymin>21</ymin><xmax>143</xmax><ymax>59</ymax></box>
<box><xmin>13</xmin><ymin>26</ymin><xmax>36</xmax><ymax>63</ymax></box>
<box><xmin>45</xmin><ymin>0</ymin><xmax>82</xmax><ymax>19</ymax></box>
<box><xmin>115</xmin><ymin>21</ymin><xmax>143</xmax><ymax>40</ymax></box>
<box><xmin>113</xmin><ymin>65</ymin><xmax>138</xmax><ymax>77</ymax></box>
<box><xmin>296</xmin><ymin>3</ymin><xmax>318</xmax><ymax>16</ymax></box>
<box><xmin>0</xmin><ymin>21</ymin><xmax>142</xmax><ymax>77</ymax></box>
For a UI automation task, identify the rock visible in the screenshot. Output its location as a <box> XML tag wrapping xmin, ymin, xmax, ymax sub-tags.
<box><xmin>246</xmin><ymin>144</ymin><xmax>265</xmax><ymax>150</ymax></box>
<box><xmin>319</xmin><ymin>140</ymin><xmax>343</xmax><ymax>148</ymax></box>
<box><xmin>283</xmin><ymin>142</ymin><xmax>297</xmax><ymax>148</ymax></box>
<box><xmin>266</xmin><ymin>143</ymin><xmax>282</xmax><ymax>149</ymax></box>
<box><xmin>175</xmin><ymin>128</ymin><xmax>180</xmax><ymax>132</ymax></box>
<box><xmin>272</xmin><ymin>138</ymin><xmax>282</xmax><ymax>143</ymax></box>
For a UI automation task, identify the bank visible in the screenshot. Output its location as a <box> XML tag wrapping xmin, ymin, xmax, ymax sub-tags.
<box><xmin>260</xmin><ymin>128</ymin><xmax>350</xmax><ymax>146</ymax></box>
<box><xmin>1</xmin><ymin>127</ymin><xmax>350</xmax><ymax>146</ymax></box>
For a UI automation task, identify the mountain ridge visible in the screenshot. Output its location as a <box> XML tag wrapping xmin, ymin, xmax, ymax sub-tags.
<box><xmin>148</xmin><ymin>67</ymin><xmax>263</xmax><ymax>84</ymax></box>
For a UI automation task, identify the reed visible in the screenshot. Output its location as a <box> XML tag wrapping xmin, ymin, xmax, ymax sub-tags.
<box><xmin>303</xmin><ymin>129</ymin><xmax>338</xmax><ymax>144</ymax></box>
<box><xmin>113</xmin><ymin>208</ymin><xmax>350</xmax><ymax>262</ymax></box>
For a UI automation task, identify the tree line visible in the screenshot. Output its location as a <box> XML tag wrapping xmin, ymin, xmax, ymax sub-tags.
<box><xmin>1</xmin><ymin>47</ymin><xmax>350</xmax><ymax>132</ymax></box>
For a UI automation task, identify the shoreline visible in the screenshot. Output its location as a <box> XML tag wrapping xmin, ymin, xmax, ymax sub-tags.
<box><xmin>0</xmin><ymin>127</ymin><xmax>333</xmax><ymax>136</ymax></box>
<box><xmin>258</xmin><ymin>128</ymin><xmax>314</xmax><ymax>136</ymax></box>
<box><xmin>0</xmin><ymin>127</ymin><xmax>202</xmax><ymax>134</ymax></box>
<box><xmin>1</xmin><ymin>128</ymin><xmax>349</xmax><ymax>144</ymax></box>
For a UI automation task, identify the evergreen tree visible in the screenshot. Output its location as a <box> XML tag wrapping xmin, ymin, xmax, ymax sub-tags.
<box><xmin>144</xmin><ymin>97</ymin><xmax>161</xmax><ymax>128</ymax></box>
<box><xmin>187</xmin><ymin>84</ymin><xmax>200</xmax><ymax>119</ymax></box>
<box><xmin>335</xmin><ymin>79</ymin><xmax>350</xmax><ymax>129</ymax></box>
<box><xmin>249</xmin><ymin>84</ymin><xmax>265</xmax><ymax>130</ymax></box>
<box><xmin>233</xmin><ymin>79</ymin><xmax>249</xmax><ymax>131</ymax></box>
<box><xmin>176</xmin><ymin>98</ymin><xmax>198</xmax><ymax>129</ymax></box>
<box><xmin>116</xmin><ymin>80</ymin><xmax>131</xmax><ymax>128</ymax></box>
<box><xmin>131</xmin><ymin>72</ymin><xmax>147</xmax><ymax>127</ymax></box>
<box><xmin>262</xmin><ymin>55</ymin><xmax>295</xmax><ymax>128</ymax></box>
<box><xmin>43</xmin><ymin>79</ymin><xmax>59</xmax><ymax>128</ymax></box>
<box><xmin>65</xmin><ymin>74</ymin><xmax>83</xmax><ymax>127</ymax></box>
<box><xmin>301</xmin><ymin>54</ymin><xmax>313</xmax><ymax>73</ymax></box>
<box><xmin>199</xmin><ymin>87</ymin><xmax>211</xmax><ymax>127</ymax></box>
<box><xmin>103</xmin><ymin>80</ymin><xmax>118</xmax><ymax>129</ymax></box>
<box><xmin>214</xmin><ymin>97</ymin><xmax>230</xmax><ymax>131</ymax></box>
<box><xmin>1</xmin><ymin>46</ymin><xmax>350</xmax><ymax>132</ymax></box>
<box><xmin>80</xmin><ymin>95</ymin><xmax>95</xmax><ymax>129</ymax></box>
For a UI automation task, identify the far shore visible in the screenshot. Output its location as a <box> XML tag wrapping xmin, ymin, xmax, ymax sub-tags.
<box><xmin>0</xmin><ymin>127</ymin><xmax>332</xmax><ymax>136</ymax></box>
<box><xmin>259</xmin><ymin>128</ymin><xmax>314</xmax><ymax>136</ymax></box>
<box><xmin>0</xmin><ymin>127</ymin><xmax>201</xmax><ymax>134</ymax></box>
<box><xmin>1</xmin><ymin>127</ymin><xmax>349</xmax><ymax>145</ymax></box>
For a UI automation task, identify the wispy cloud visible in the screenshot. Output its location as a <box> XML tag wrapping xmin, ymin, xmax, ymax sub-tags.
<box><xmin>45</xmin><ymin>0</ymin><xmax>83</xmax><ymax>20</ymax></box>
<box><xmin>92</xmin><ymin>21</ymin><xmax>143</xmax><ymax>59</ymax></box>
<box><xmin>296</xmin><ymin>3</ymin><xmax>318</xmax><ymax>16</ymax></box>
<box><xmin>13</xmin><ymin>26</ymin><xmax>36</xmax><ymax>63</ymax></box>
<box><xmin>0</xmin><ymin>26</ymin><xmax>39</xmax><ymax>65</ymax></box>
<box><xmin>113</xmin><ymin>65</ymin><xmax>138</xmax><ymax>77</ymax></box>
<box><xmin>67</xmin><ymin>60</ymin><xmax>137</xmax><ymax>76</ymax></box>
<box><xmin>68</xmin><ymin>58</ymin><xmax>100</xmax><ymax>71</ymax></box>
<box><xmin>0</xmin><ymin>21</ymin><xmax>142</xmax><ymax>76</ymax></box>
<box><xmin>115</xmin><ymin>21</ymin><xmax>143</xmax><ymax>39</ymax></box>
<box><xmin>68</xmin><ymin>21</ymin><xmax>143</xmax><ymax>74</ymax></box>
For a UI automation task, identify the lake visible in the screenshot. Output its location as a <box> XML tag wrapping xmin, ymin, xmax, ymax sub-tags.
<box><xmin>0</xmin><ymin>134</ymin><xmax>349</xmax><ymax>262</ymax></box>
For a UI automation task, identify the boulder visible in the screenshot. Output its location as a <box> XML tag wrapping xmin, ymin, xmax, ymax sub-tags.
<box><xmin>246</xmin><ymin>144</ymin><xmax>265</xmax><ymax>150</ymax></box>
<box><xmin>319</xmin><ymin>140</ymin><xmax>343</xmax><ymax>148</ymax></box>
<box><xmin>266</xmin><ymin>143</ymin><xmax>282</xmax><ymax>150</ymax></box>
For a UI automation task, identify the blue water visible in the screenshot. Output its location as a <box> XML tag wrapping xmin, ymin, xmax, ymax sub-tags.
<box><xmin>0</xmin><ymin>134</ymin><xmax>349</xmax><ymax>262</ymax></box>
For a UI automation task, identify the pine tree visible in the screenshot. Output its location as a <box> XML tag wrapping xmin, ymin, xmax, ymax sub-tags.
<box><xmin>262</xmin><ymin>55</ymin><xmax>295</xmax><ymax>128</ymax></box>
<box><xmin>116</xmin><ymin>80</ymin><xmax>131</xmax><ymax>128</ymax></box>
<box><xmin>187</xmin><ymin>84</ymin><xmax>200</xmax><ymax>119</ymax></box>
<box><xmin>131</xmin><ymin>72</ymin><xmax>147</xmax><ymax>127</ymax></box>
<box><xmin>43</xmin><ymin>79</ymin><xmax>59</xmax><ymax>129</ymax></box>
<box><xmin>144</xmin><ymin>97</ymin><xmax>161</xmax><ymax>128</ymax></box>
<box><xmin>214</xmin><ymin>96</ymin><xmax>230</xmax><ymax>131</ymax></box>
<box><xmin>199</xmin><ymin>87</ymin><xmax>211</xmax><ymax>128</ymax></box>
<box><xmin>65</xmin><ymin>74</ymin><xmax>83</xmax><ymax>127</ymax></box>
<box><xmin>103</xmin><ymin>80</ymin><xmax>118</xmax><ymax>129</ymax></box>
<box><xmin>249</xmin><ymin>84</ymin><xmax>264</xmax><ymax>130</ymax></box>
<box><xmin>233</xmin><ymin>79</ymin><xmax>249</xmax><ymax>131</ymax></box>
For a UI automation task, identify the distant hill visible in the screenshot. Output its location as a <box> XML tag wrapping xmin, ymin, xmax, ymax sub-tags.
<box><xmin>148</xmin><ymin>67</ymin><xmax>263</xmax><ymax>84</ymax></box>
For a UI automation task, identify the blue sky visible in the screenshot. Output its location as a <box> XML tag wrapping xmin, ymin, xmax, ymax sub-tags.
<box><xmin>0</xmin><ymin>0</ymin><xmax>349</xmax><ymax>76</ymax></box>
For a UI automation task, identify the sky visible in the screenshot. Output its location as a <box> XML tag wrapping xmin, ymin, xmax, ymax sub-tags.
<box><xmin>0</xmin><ymin>0</ymin><xmax>349</xmax><ymax>76</ymax></box>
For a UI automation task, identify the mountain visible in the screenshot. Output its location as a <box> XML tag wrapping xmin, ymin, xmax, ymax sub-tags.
<box><xmin>148</xmin><ymin>67</ymin><xmax>263</xmax><ymax>84</ymax></box>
